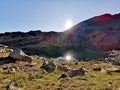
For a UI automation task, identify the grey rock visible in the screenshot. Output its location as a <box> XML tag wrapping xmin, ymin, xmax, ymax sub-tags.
<box><xmin>0</xmin><ymin>44</ymin><xmax>32</xmax><ymax>65</ymax></box>
<box><xmin>58</xmin><ymin>74</ymin><xmax>68</xmax><ymax>80</ymax></box>
<box><xmin>6</xmin><ymin>81</ymin><xmax>24</xmax><ymax>90</ymax></box>
<box><xmin>57</xmin><ymin>87</ymin><xmax>63</xmax><ymax>90</ymax></box>
<box><xmin>6</xmin><ymin>81</ymin><xmax>15</xmax><ymax>90</ymax></box>
<box><xmin>68</xmin><ymin>67</ymin><xmax>86</xmax><ymax>77</ymax></box>
<box><xmin>93</xmin><ymin>67</ymin><xmax>102</xmax><ymax>71</ymax></box>
<box><xmin>106</xmin><ymin>50</ymin><xmax>120</xmax><ymax>65</ymax></box>
<box><xmin>57</xmin><ymin>64</ymin><xmax>71</xmax><ymax>72</ymax></box>
<box><xmin>106</xmin><ymin>67</ymin><xmax>120</xmax><ymax>73</ymax></box>
<box><xmin>40</xmin><ymin>60</ymin><xmax>56</xmax><ymax>73</ymax></box>
<box><xmin>10</xmin><ymin>48</ymin><xmax>32</xmax><ymax>63</ymax></box>
<box><xmin>8</xmin><ymin>67</ymin><xmax>16</xmax><ymax>74</ymax></box>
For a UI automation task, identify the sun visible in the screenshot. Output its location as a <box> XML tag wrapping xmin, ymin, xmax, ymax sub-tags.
<box><xmin>65</xmin><ymin>20</ymin><xmax>72</xmax><ymax>29</ymax></box>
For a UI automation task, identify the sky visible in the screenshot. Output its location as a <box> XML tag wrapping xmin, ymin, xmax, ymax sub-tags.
<box><xmin>0</xmin><ymin>0</ymin><xmax>120</xmax><ymax>33</ymax></box>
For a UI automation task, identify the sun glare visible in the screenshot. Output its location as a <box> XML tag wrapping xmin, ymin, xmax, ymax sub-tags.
<box><xmin>65</xmin><ymin>20</ymin><xmax>72</xmax><ymax>29</ymax></box>
<box><xmin>65</xmin><ymin>55</ymin><xmax>72</xmax><ymax>61</ymax></box>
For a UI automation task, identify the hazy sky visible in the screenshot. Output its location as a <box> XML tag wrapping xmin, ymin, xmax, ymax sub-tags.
<box><xmin>0</xmin><ymin>0</ymin><xmax>120</xmax><ymax>33</ymax></box>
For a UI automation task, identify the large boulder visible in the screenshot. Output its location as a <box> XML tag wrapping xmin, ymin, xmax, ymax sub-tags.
<box><xmin>68</xmin><ymin>67</ymin><xmax>86</xmax><ymax>77</ymax></box>
<box><xmin>40</xmin><ymin>60</ymin><xmax>56</xmax><ymax>73</ymax></box>
<box><xmin>105</xmin><ymin>50</ymin><xmax>120</xmax><ymax>65</ymax></box>
<box><xmin>0</xmin><ymin>44</ymin><xmax>32</xmax><ymax>64</ymax></box>
<box><xmin>10</xmin><ymin>48</ymin><xmax>32</xmax><ymax>63</ymax></box>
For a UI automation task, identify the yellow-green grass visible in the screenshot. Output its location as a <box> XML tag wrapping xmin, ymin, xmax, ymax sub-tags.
<box><xmin>0</xmin><ymin>60</ymin><xmax>120</xmax><ymax>90</ymax></box>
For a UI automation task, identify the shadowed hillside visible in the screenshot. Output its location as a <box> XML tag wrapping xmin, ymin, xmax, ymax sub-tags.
<box><xmin>0</xmin><ymin>13</ymin><xmax>120</xmax><ymax>60</ymax></box>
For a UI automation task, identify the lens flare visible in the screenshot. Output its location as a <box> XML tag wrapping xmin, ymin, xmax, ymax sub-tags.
<box><xmin>65</xmin><ymin>55</ymin><xmax>71</xmax><ymax>61</ymax></box>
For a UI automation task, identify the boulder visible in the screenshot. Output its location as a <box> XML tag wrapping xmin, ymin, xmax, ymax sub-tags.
<box><xmin>10</xmin><ymin>48</ymin><xmax>32</xmax><ymax>63</ymax></box>
<box><xmin>0</xmin><ymin>44</ymin><xmax>32</xmax><ymax>64</ymax></box>
<box><xmin>107</xmin><ymin>67</ymin><xmax>118</xmax><ymax>71</ymax></box>
<box><xmin>58</xmin><ymin>74</ymin><xmax>68</xmax><ymax>80</ymax></box>
<box><xmin>106</xmin><ymin>50</ymin><xmax>120</xmax><ymax>65</ymax></box>
<box><xmin>57</xmin><ymin>64</ymin><xmax>71</xmax><ymax>72</ymax></box>
<box><xmin>40</xmin><ymin>60</ymin><xmax>56</xmax><ymax>73</ymax></box>
<box><xmin>68</xmin><ymin>67</ymin><xmax>86</xmax><ymax>77</ymax></box>
<box><xmin>93</xmin><ymin>67</ymin><xmax>102</xmax><ymax>71</ymax></box>
<box><xmin>106</xmin><ymin>67</ymin><xmax>120</xmax><ymax>73</ymax></box>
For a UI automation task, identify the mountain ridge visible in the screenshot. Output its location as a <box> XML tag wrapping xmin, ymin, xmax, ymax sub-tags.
<box><xmin>0</xmin><ymin>13</ymin><xmax>120</xmax><ymax>60</ymax></box>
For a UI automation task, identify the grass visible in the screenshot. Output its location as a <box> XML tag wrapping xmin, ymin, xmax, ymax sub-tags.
<box><xmin>0</xmin><ymin>59</ymin><xmax>120</xmax><ymax>90</ymax></box>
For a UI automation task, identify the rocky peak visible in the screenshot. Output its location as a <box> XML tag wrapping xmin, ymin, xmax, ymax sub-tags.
<box><xmin>91</xmin><ymin>13</ymin><xmax>120</xmax><ymax>21</ymax></box>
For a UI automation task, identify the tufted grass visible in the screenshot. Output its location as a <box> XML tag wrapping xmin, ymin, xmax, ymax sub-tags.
<box><xmin>0</xmin><ymin>60</ymin><xmax>120</xmax><ymax>90</ymax></box>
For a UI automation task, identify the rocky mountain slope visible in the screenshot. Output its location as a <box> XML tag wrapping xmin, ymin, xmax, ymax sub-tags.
<box><xmin>0</xmin><ymin>31</ymin><xmax>60</xmax><ymax>57</ymax></box>
<box><xmin>0</xmin><ymin>13</ymin><xmax>120</xmax><ymax>60</ymax></box>
<box><xmin>61</xmin><ymin>13</ymin><xmax>120</xmax><ymax>59</ymax></box>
